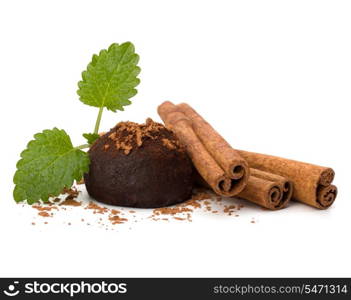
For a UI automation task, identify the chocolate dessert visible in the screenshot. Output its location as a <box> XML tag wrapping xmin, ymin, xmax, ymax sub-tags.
<box><xmin>84</xmin><ymin>118</ymin><xmax>194</xmax><ymax>208</ymax></box>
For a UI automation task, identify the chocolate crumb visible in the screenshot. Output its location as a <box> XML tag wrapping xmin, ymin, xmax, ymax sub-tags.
<box><xmin>153</xmin><ymin>206</ymin><xmax>193</xmax><ymax>216</ymax></box>
<box><xmin>62</xmin><ymin>187</ymin><xmax>80</xmax><ymax>201</ymax></box>
<box><xmin>60</xmin><ymin>199</ymin><xmax>81</xmax><ymax>206</ymax></box>
<box><xmin>85</xmin><ymin>201</ymin><xmax>108</xmax><ymax>214</ymax></box>
<box><xmin>162</xmin><ymin>138</ymin><xmax>176</xmax><ymax>150</ymax></box>
<box><xmin>38</xmin><ymin>211</ymin><xmax>50</xmax><ymax>217</ymax></box>
<box><xmin>32</xmin><ymin>205</ymin><xmax>58</xmax><ymax>212</ymax></box>
<box><xmin>223</xmin><ymin>205</ymin><xmax>237</xmax><ymax>216</ymax></box>
<box><xmin>104</xmin><ymin>118</ymin><xmax>182</xmax><ymax>155</ymax></box>
<box><xmin>109</xmin><ymin>215</ymin><xmax>128</xmax><ymax>225</ymax></box>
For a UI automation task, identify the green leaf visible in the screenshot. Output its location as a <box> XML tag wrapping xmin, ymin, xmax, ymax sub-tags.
<box><xmin>77</xmin><ymin>42</ymin><xmax>141</xmax><ymax>112</ymax></box>
<box><xmin>13</xmin><ymin>128</ymin><xmax>90</xmax><ymax>204</ymax></box>
<box><xmin>83</xmin><ymin>132</ymin><xmax>100</xmax><ymax>145</ymax></box>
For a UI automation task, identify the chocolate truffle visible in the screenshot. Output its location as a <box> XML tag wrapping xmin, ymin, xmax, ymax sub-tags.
<box><xmin>84</xmin><ymin>118</ymin><xmax>194</xmax><ymax>208</ymax></box>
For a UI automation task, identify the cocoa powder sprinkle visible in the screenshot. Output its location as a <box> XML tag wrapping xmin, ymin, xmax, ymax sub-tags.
<box><xmin>60</xmin><ymin>199</ymin><xmax>81</xmax><ymax>207</ymax></box>
<box><xmin>103</xmin><ymin>118</ymin><xmax>182</xmax><ymax>155</ymax></box>
<box><xmin>85</xmin><ymin>202</ymin><xmax>109</xmax><ymax>214</ymax></box>
<box><xmin>38</xmin><ymin>211</ymin><xmax>50</xmax><ymax>217</ymax></box>
<box><xmin>28</xmin><ymin>184</ymin><xmax>246</xmax><ymax>227</ymax></box>
<box><xmin>109</xmin><ymin>215</ymin><xmax>128</xmax><ymax>225</ymax></box>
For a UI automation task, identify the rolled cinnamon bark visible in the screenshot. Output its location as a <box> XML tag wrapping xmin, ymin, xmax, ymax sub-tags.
<box><xmin>237</xmin><ymin>168</ymin><xmax>293</xmax><ymax>210</ymax></box>
<box><xmin>177</xmin><ymin>103</ymin><xmax>249</xmax><ymax>180</ymax></box>
<box><xmin>237</xmin><ymin>150</ymin><xmax>337</xmax><ymax>209</ymax></box>
<box><xmin>158</xmin><ymin>101</ymin><xmax>249</xmax><ymax>196</ymax></box>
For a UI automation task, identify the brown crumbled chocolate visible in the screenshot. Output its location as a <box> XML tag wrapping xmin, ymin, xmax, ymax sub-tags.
<box><xmin>149</xmin><ymin>190</ymin><xmax>219</xmax><ymax>222</ymax></box>
<box><xmin>28</xmin><ymin>184</ymin><xmax>246</xmax><ymax>227</ymax></box>
<box><xmin>162</xmin><ymin>138</ymin><xmax>176</xmax><ymax>150</ymax></box>
<box><xmin>103</xmin><ymin>118</ymin><xmax>183</xmax><ymax>155</ymax></box>
<box><xmin>85</xmin><ymin>201</ymin><xmax>109</xmax><ymax>214</ymax></box>
<box><xmin>60</xmin><ymin>199</ymin><xmax>81</xmax><ymax>206</ymax></box>
<box><xmin>224</xmin><ymin>205</ymin><xmax>237</xmax><ymax>216</ymax></box>
<box><xmin>38</xmin><ymin>211</ymin><xmax>50</xmax><ymax>217</ymax></box>
<box><xmin>32</xmin><ymin>205</ymin><xmax>58</xmax><ymax>212</ymax></box>
<box><xmin>109</xmin><ymin>215</ymin><xmax>128</xmax><ymax>225</ymax></box>
<box><xmin>177</xmin><ymin>191</ymin><xmax>213</xmax><ymax>209</ymax></box>
<box><xmin>180</xmin><ymin>199</ymin><xmax>201</xmax><ymax>209</ymax></box>
<box><xmin>62</xmin><ymin>187</ymin><xmax>80</xmax><ymax>200</ymax></box>
<box><xmin>135</xmin><ymin>127</ymin><xmax>142</xmax><ymax>146</ymax></box>
<box><xmin>153</xmin><ymin>206</ymin><xmax>193</xmax><ymax>216</ymax></box>
<box><xmin>109</xmin><ymin>132</ymin><xmax>116</xmax><ymax>140</ymax></box>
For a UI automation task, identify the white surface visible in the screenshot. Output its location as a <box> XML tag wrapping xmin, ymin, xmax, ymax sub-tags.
<box><xmin>0</xmin><ymin>0</ymin><xmax>350</xmax><ymax>277</ymax></box>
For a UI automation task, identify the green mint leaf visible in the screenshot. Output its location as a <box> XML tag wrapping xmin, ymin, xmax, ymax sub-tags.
<box><xmin>77</xmin><ymin>42</ymin><xmax>141</xmax><ymax>112</ymax></box>
<box><xmin>83</xmin><ymin>133</ymin><xmax>100</xmax><ymax>145</ymax></box>
<box><xmin>13</xmin><ymin>128</ymin><xmax>90</xmax><ymax>204</ymax></box>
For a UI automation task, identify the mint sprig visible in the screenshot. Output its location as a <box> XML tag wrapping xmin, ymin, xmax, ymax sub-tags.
<box><xmin>78</xmin><ymin>42</ymin><xmax>140</xmax><ymax>135</ymax></box>
<box><xmin>13</xmin><ymin>128</ymin><xmax>90</xmax><ymax>203</ymax></box>
<box><xmin>78</xmin><ymin>42</ymin><xmax>140</xmax><ymax>112</ymax></box>
<box><xmin>13</xmin><ymin>42</ymin><xmax>141</xmax><ymax>203</ymax></box>
<box><xmin>83</xmin><ymin>133</ymin><xmax>100</xmax><ymax>145</ymax></box>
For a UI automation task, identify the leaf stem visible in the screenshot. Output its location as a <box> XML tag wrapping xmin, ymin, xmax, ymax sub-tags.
<box><xmin>94</xmin><ymin>107</ymin><xmax>104</xmax><ymax>134</ymax></box>
<box><xmin>75</xmin><ymin>144</ymin><xmax>90</xmax><ymax>150</ymax></box>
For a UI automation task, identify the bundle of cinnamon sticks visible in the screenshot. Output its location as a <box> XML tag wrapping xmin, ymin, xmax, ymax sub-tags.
<box><xmin>158</xmin><ymin>101</ymin><xmax>337</xmax><ymax>210</ymax></box>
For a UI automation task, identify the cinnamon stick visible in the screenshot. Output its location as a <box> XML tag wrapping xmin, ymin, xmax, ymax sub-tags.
<box><xmin>237</xmin><ymin>150</ymin><xmax>337</xmax><ymax>209</ymax></box>
<box><xmin>237</xmin><ymin>168</ymin><xmax>293</xmax><ymax>210</ymax></box>
<box><xmin>177</xmin><ymin>103</ymin><xmax>248</xmax><ymax>180</ymax></box>
<box><xmin>158</xmin><ymin>101</ymin><xmax>249</xmax><ymax>196</ymax></box>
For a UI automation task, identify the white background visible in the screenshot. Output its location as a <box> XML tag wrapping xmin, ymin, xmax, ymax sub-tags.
<box><xmin>0</xmin><ymin>0</ymin><xmax>350</xmax><ymax>277</ymax></box>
